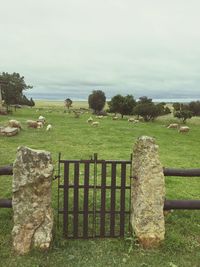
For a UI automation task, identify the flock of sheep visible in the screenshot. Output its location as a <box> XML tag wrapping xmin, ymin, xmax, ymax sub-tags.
<box><xmin>7</xmin><ymin>116</ymin><xmax>52</xmax><ymax>131</ymax></box>
<box><xmin>2</xmin><ymin>112</ymin><xmax>190</xmax><ymax>136</ymax></box>
<box><xmin>86</xmin><ymin>116</ymin><xmax>189</xmax><ymax>133</ymax></box>
<box><xmin>86</xmin><ymin>115</ymin><xmax>140</xmax><ymax>126</ymax></box>
<box><xmin>167</xmin><ymin>123</ymin><xmax>190</xmax><ymax>133</ymax></box>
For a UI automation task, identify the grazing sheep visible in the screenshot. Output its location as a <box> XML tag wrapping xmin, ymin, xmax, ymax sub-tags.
<box><xmin>96</xmin><ymin>115</ymin><xmax>103</xmax><ymax>119</ymax></box>
<box><xmin>38</xmin><ymin>115</ymin><xmax>46</xmax><ymax>124</ymax></box>
<box><xmin>26</xmin><ymin>120</ymin><xmax>41</xmax><ymax>128</ymax></box>
<box><xmin>37</xmin><ymin>121</ymin><xmax>44</xmax><ymax>128</ymax></box>
<box><xmin>167</xmin><ymin>123</ymin><xmax>179</xmax><ymax>129</ymax></box>
<box><xmin>128</xmin><ymin>118</ymin><xmax>134</xmax><ymax>122</ymax></box>
<box><xmin>46</xmin><ymin>124</ymin><xmax>52</xmax><ymax>131</ymax></box>
<box><xmin>91</xmin><ymin>121</ymin><xmax>99</xmax><ymax>127</ymax></box>
<box><xmin>112</xmin><ymin>116</ymin><xmax>119</xmax><ymax>120</ymax></box>
<box><xmin>87</xmin><ymin>117</ymin><xmax>93</xmax><ymax>123</ymax></box>
<box><xmin>128</xmin><ymin>118</ymin><xmax>139</xmax><ymax>123</ymax></box>
<box><xmin>8</xmin><ymin>120</ymin><xmax>21</xmax><ymax>129</ymax></box>
<box><xmin>179</xmin><ymin>126</ymin><xmax>190</xmax><ymax>133</ymax></box>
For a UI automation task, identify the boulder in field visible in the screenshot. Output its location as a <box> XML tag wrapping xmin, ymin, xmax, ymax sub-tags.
<box><xmin>0</xmin><ymin>126</ymin><xmax>19</xmax><ymax>137</ymax></box>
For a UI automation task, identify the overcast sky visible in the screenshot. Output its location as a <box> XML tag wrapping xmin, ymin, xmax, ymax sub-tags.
<box><xmin>1</xmin><ymin>0</ymin><xmax>200</xmax><ymax>100</ymax></box>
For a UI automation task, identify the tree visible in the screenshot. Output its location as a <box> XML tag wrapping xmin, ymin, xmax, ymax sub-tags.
<box><xmin>156</xmin><ymin>103</ymin><xmax>171</xmax><ymax>115</ymax></box>
<box><xmin>172</xmin><ymin>102</ymin><xmax>190</xmax><ymax>113</ymax></box>
<box><xmin>133</xmin><ymin>96</ymin><xmax>163</xmax><ymax>122</ymax></box>
<box><xmin>138</xmin><ymin>96</ymin><xmax>153</xmax><ymax>104</ymax></box>
<box><xmin>172</xmin><ymin>102</ymin><xmax>181</xmax><ymax>112</ymax></box>
<box><xmin>88</xmin><ymin>90</ymin><xmax>106</xmax><ymax>114</ymax></box>
<box><xmin>29</xmin><ymin>97</ymin><xmax>35</xmax><ymax>107</ymax></box>
<box><xmin>64</xmin><ymin>98</ymin><xmax>73</xmax><ymax>109</ymax></box>
<box><xmin>189</xmin><ymin>101</ymin><xmax>200</xmax><ymax>116</ymax></box>
<box><xmin>163</xmin><ymin>106</ymin><xmax>171</xmax><ymax>115</ymax></box>
<box><xmin>108</xmin><ymin>94</ymin><xmax>136</xmax><ymax>118</ymax></box>
<box><xmin>174</xmin><ymin>110</ymin><xmax>192</xmax><ymax>123</ymax></box>
<box><xmin>0</xmin><ymin>72</ymin><xmax>33</xmax><ymax>107</ymax></box>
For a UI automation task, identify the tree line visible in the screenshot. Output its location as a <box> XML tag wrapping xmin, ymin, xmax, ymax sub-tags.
<box><xmin>88</xmin><ymin>90</ymin><xmax>171</xmax><ymax>121</ymax></box>
<box><xmin>1</xmin><ymin>72</ymin><xmax>199</xmax><ymax>123</ymax></box>
<box><xmin>87</xmin><ymin>90</ymin><xmax>200</xmax><ymax>122</ymax></box>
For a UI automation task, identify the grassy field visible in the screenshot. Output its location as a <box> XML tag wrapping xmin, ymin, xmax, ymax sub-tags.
<box><xmin>0</xmin><ymin>101</ymin><xmax>200</xmax><ymax>267</ymax></box>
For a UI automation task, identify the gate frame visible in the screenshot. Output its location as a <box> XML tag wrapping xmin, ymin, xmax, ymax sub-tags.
<box><xmin>57</xmin><ymin>153</ymin><xmax>133</xmax><ymax>239</ymax></box>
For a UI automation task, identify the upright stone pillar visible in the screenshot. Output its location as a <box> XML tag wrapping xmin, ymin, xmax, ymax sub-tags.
<box><xmin>131</xmin><ymin>136</ymin><xmax>165</xmax><ymax>248</ymax></box>
<box><xmin>12</xmin><ymin>146</ymin><xmax>54</xmax><ymax>254</ymax></box>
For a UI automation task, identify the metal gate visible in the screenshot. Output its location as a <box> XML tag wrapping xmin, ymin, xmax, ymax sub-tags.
<box><xmin>57</xmin><ymin>153</ymin><xmax>132</xmax><ymax>239</ymax></box>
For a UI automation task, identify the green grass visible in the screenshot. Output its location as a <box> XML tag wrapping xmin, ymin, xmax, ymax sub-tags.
<box><xmin>0</xmin><ymin>102</ymin><xmax>200</xmax><ymax>267</ymax></box>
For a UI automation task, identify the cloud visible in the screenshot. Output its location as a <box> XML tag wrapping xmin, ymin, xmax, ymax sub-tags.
<box><xmin>1</xmin><ymin>0</ymin><xmax>200</xmax><ymax>100</ymax></box>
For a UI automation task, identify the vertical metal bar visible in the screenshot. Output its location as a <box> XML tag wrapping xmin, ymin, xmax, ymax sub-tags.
<box><xmin>73</xmin><ymin>162</ymin><xmax>79</xmax><ymax>238</ymax></box>
<box><xmin>57</xmin><ymin>153</ymin><xmax>61</xmax><ymax>229</ymax></box>
<box><xmin>110</xmin><ymin>162</ymin><xmax>116</xmax><ymax>237</ymax></box>
<box><xmin>100</xmin><ymin>162</ymin><xmax>106</xmax><ymax>237</ymax></box>
<box><xmin>83</xmin><ymin>162</ymin><xmax>90</xmax><ymax>238</ymax></box>
<box><xmin>0</xmin><ymin>84</ymin><xmax>2</xmax><ymax>108</ymax></box>
<box><xmin>92</xmin><ymin>153</ymin><xmax>98</xmax><ymax>237</ymax></box>
<box><xmin>120</xmin><ymin>163</ymin><xmax>126</xmax><ymax>237</ymax></box>
<box><xmin>63</xmin><ymin>161</ymin><xmax>69</xmax><ymax>237</ymax></box>
<box><xmin>129</xmin><ymin>154</ymin><xmax>133</xmax><ymax>233</ymax></box>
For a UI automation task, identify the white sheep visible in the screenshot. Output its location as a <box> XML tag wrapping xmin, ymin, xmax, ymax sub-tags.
<box><xmin>26</xmin><ymin>120</ymin><xmax>41</xmax><ymax>128</ymax></box>
<box><xmin>167</xmin><ymin>123</ymin><xmax>179</xmax><ymax>129</ymax></box>
<box><xmin>112</xmin><ymin>116</ymin><xmax>119</xmax><ymax>120</ymax></box>
<box><xmin>37</xmin><ymin>121</ymin><xmax>44</xmax><ymax>128</ymax></box>
<box><xmin>38</xmin><ymin>115</ymin><xmax>46</xmax><ymax>124</ymax></box>
<box><xmin>87</xmin><ymin>117</ymin><xmax>93</xmax><ymax>123</ymax></box>
<box><xmin>46</xmin><ymin>124</ymin><xmax>52</xmax><ymax>131</ymax></box>
<box><xmin>91</xmin><ymin>121</ymin><xmax>99</xmax><ymax>127</ymax></box>
<box><xmin>8</xmin><ymin>120</ymin><xmax>21</xmax><ymax>129</ymax></box>
<box><xmin>96</xmin><ymin>115</ymin><xmax>103</xmax><ymax>119</ymax></box>
<box><xmin>179</xmin><ymin>126</ymin><xmax>190</xmax><ymax>133</ymax></box>
<box><xmin>128</xmin><ymin>118</ymin><xmax>139</xmax><ymax>123</ymax></box>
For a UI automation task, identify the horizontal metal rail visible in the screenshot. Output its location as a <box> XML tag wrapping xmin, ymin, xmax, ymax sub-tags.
<box><xmin>164</xmin><ymin>200</ymin><xmax>200</xmax><ymax>210</ymax></box>
<box><xmin>0</xmin><ymin>199</ymin><xmax>12</xmax><ymax>208</ymax></box>
<box><xmin>59</xmin><ymin>185</ymin><xmax>131</xmax><ymax>189</ymax></box>
<box><xmin>59</xmin><ymin>160</ymin><xmax>200</xmax><ymax>177</ymax></box>
<box><xmin>1</xmin><ymin>163</ymin><xmax>200</xmax><ymax>177</ymax></box>
<box><xmin>59</xmin><ymin>159</ymin><xmax>132</xmax><ymax>164</ymax></box>
<box><xmin>0</xmin><ymin>165</ymin><xmax>13</xmax><ymax>175</ymax></box>
<box><xmin>58</xmin><ymin>210</ymin><xmax>130</xmax><ymax>214</ymax></box>
<box><xmin>163</xmin><ymin>168</ymin><xmax>200</xmax><ymax>177</ymax></box>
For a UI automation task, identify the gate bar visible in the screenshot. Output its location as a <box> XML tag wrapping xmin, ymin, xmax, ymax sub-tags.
<box><xmin>63</xmin><ymin>162</ymin><xmax>69</xmax><ymax>237</ymax></box>
<box><xmin>73</xmin><ymin>162</ymin><xmax>79</xmax><ymax>238</ymax></box>
<box><xmin>92</xmin><ymin>153</ymin><xmax>98</xmax><ymax>237</ymax></box>
<box><xmin>120</xmin><ymin>163</ymin><xmax>126</xmax><ymax>237</ymax></box>
<box><xmin>83</xmin><ymin>163</ymin><xmax>90</xmax><ymax>238</ymax></box>
<box><xmin>100</xmin><ymin>162</ymin><xmax>106</xmax><ymax>237</ymax></box>
<box><xmin>110</xmin><ymin>162</ymin><xmax>116</xmax><ymax>237</ymax></box>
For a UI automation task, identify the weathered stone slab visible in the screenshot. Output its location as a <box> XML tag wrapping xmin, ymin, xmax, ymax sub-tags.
<box><xmin>0</xmin><ymin>126</ymin><xmax>19</xmax><ymax>136</ymax></box>
<box><xmin>131</xmin><ymin>136</ymin><xmax>165</xmax><ymax>248</ymax></box>
<box><xmin>12</xmin><ymin>146</ymin><xmax>54</xmax><ymax>254</ymax></box>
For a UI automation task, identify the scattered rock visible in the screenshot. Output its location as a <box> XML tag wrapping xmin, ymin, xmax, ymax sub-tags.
<box><xmin>0</xmin><ymin>126</ymin><xmax>19</xmax><ymax>137</ymax></box>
